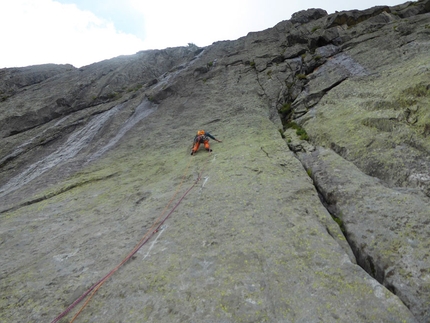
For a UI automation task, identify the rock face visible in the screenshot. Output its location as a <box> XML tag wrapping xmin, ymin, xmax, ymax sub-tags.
<box><xmin>0</xmin><ymin>1</ymin><xmax>429</xmax><ymax>323</ymax></box>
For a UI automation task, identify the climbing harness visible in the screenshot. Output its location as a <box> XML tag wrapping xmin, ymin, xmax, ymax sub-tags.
<box><xmin>51</xmin><ymin>152</ymin><xmax>212</xmax><ymax>323</ymax></box>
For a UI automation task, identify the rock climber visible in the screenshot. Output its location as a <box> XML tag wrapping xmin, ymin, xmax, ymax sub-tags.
<box><xmin>191</xmin><ymin>130</ymin><xmax>222</xmax><ymax>155</ymax></box>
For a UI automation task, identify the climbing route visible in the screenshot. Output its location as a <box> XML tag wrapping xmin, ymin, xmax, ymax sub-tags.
<box><xmin>51</xmin><ymin>152</ymin><xmax>212</xmax><ymax>323</ymax></box>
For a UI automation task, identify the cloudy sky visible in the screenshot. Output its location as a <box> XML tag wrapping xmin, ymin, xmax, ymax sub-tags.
<box><xmin>2</xmin><ymin>0</ymin><xmax>405</xmax><ymax>68</ymax></box>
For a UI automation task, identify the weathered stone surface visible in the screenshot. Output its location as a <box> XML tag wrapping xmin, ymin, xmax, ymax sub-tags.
<box><xmin>290</xmin><ymin>8</ymin><xmax>328</xmax><ymax>24</ymax></box>
<box><xmin>300</xmin><ymin>32</ymin><xmax>430</xmax><ymax>195</ymax></box>
<box><xmin>299</xmin><ymin>147</ymin><xmax>430</xmax><ymax>321</ymax></box>
<box><xmin>0</xmin><ymin>64</ymin><xmax>75</xmax><ymax>97</ymax></box>
<box><xmin>0</xmin><ymin>47</ymin><xmax>200</xmax><ymax>138</ymax></box>
<box><xmin>393</xmin><ymin>0</ymin><xmax>430</xmax><ymax>18</ymax></box>
<box><xmin>326</xmin><ymin>6</ymin><xmax>391</xmax><ymax>28</ymax></box>
<box><xmin>1</xmin><ymin>2</ymin><xmax>429</xmax><ymax>323</ymax></box>
<box><xmin>291</xmin><ymin>51</ymin><xmax>369</xmax><ymax>118</ymax></box>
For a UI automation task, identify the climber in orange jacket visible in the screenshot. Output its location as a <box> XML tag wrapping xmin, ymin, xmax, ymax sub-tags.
<box><xmin>191</xmin><ymin>130</ymin><xmax>222</xmax><ymax>155</ymax></box>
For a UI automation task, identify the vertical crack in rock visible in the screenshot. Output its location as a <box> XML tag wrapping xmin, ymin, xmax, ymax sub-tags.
<box><xmin>297</xmin><ymin>147</ymin><xmax>429</xmax><ymax>321</ymax></box>
<box><xmin>313</xmin><ymin>180</ymin><xmax>402</xmax><ymax>304</ymax></box>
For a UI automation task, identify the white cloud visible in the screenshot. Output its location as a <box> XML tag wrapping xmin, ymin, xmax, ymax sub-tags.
<box><xmin>130</xmin><ymin>0</ymin><xmax>255</xmax><ymax>49</ymax></box>
<box><xmin>0</xmin><ymin>0</ymin><xmax>145</xmax><ymax>68</ymax></box>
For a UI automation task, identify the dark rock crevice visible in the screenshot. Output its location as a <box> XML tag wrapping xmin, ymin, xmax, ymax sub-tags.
<box><xmin>296</xmin><ymin>147</ymin><xmax>429</xmax><ymax>322</ymax></box>
<box><xmin>304</xmin><ymin>166</ymin><xmax>391</xmax><ymax>290</ymax></box>
<box><xmin>308</xmin><ymin>175</ymin><xmax>411</xmax><ymax>313</ymax></box>
<box><xmin>0</xmin><ymin>171</ymin><xmax>119</xmax><ymax>215</ymax></box>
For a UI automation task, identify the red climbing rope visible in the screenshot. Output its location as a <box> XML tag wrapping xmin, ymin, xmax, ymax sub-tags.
<box><xmin>51</xmin><ymin>152</ymin><xmax>212</xmax><ymax>323</ymax></box>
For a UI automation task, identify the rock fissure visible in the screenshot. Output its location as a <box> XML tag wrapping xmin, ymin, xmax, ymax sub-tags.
<box><xmin>0</xmin><ymin>171</ymin><xmax>119</xmax><ymax>215</ymax></box>
<box><xmin>305</xmin><ymin>165</ymin><xmax>392</xmax><ymax>289</ymax></box>
<box><xmin>298</xmin><ymin>147</ymin><xmax>430</xmax><ymax>321</ymax></box>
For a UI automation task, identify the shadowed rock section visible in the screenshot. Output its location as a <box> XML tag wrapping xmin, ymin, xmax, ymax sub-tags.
<box><xmin>0</xmin><ymin>1</ymin><xmax>429</xmax><ymax>322</ymax></box>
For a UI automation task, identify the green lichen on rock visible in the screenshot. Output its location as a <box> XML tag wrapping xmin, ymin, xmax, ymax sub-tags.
<box><xmin>1</xmin><ymin>4</ymin><xmax>429</xmax><ymax>323</ymax></box>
